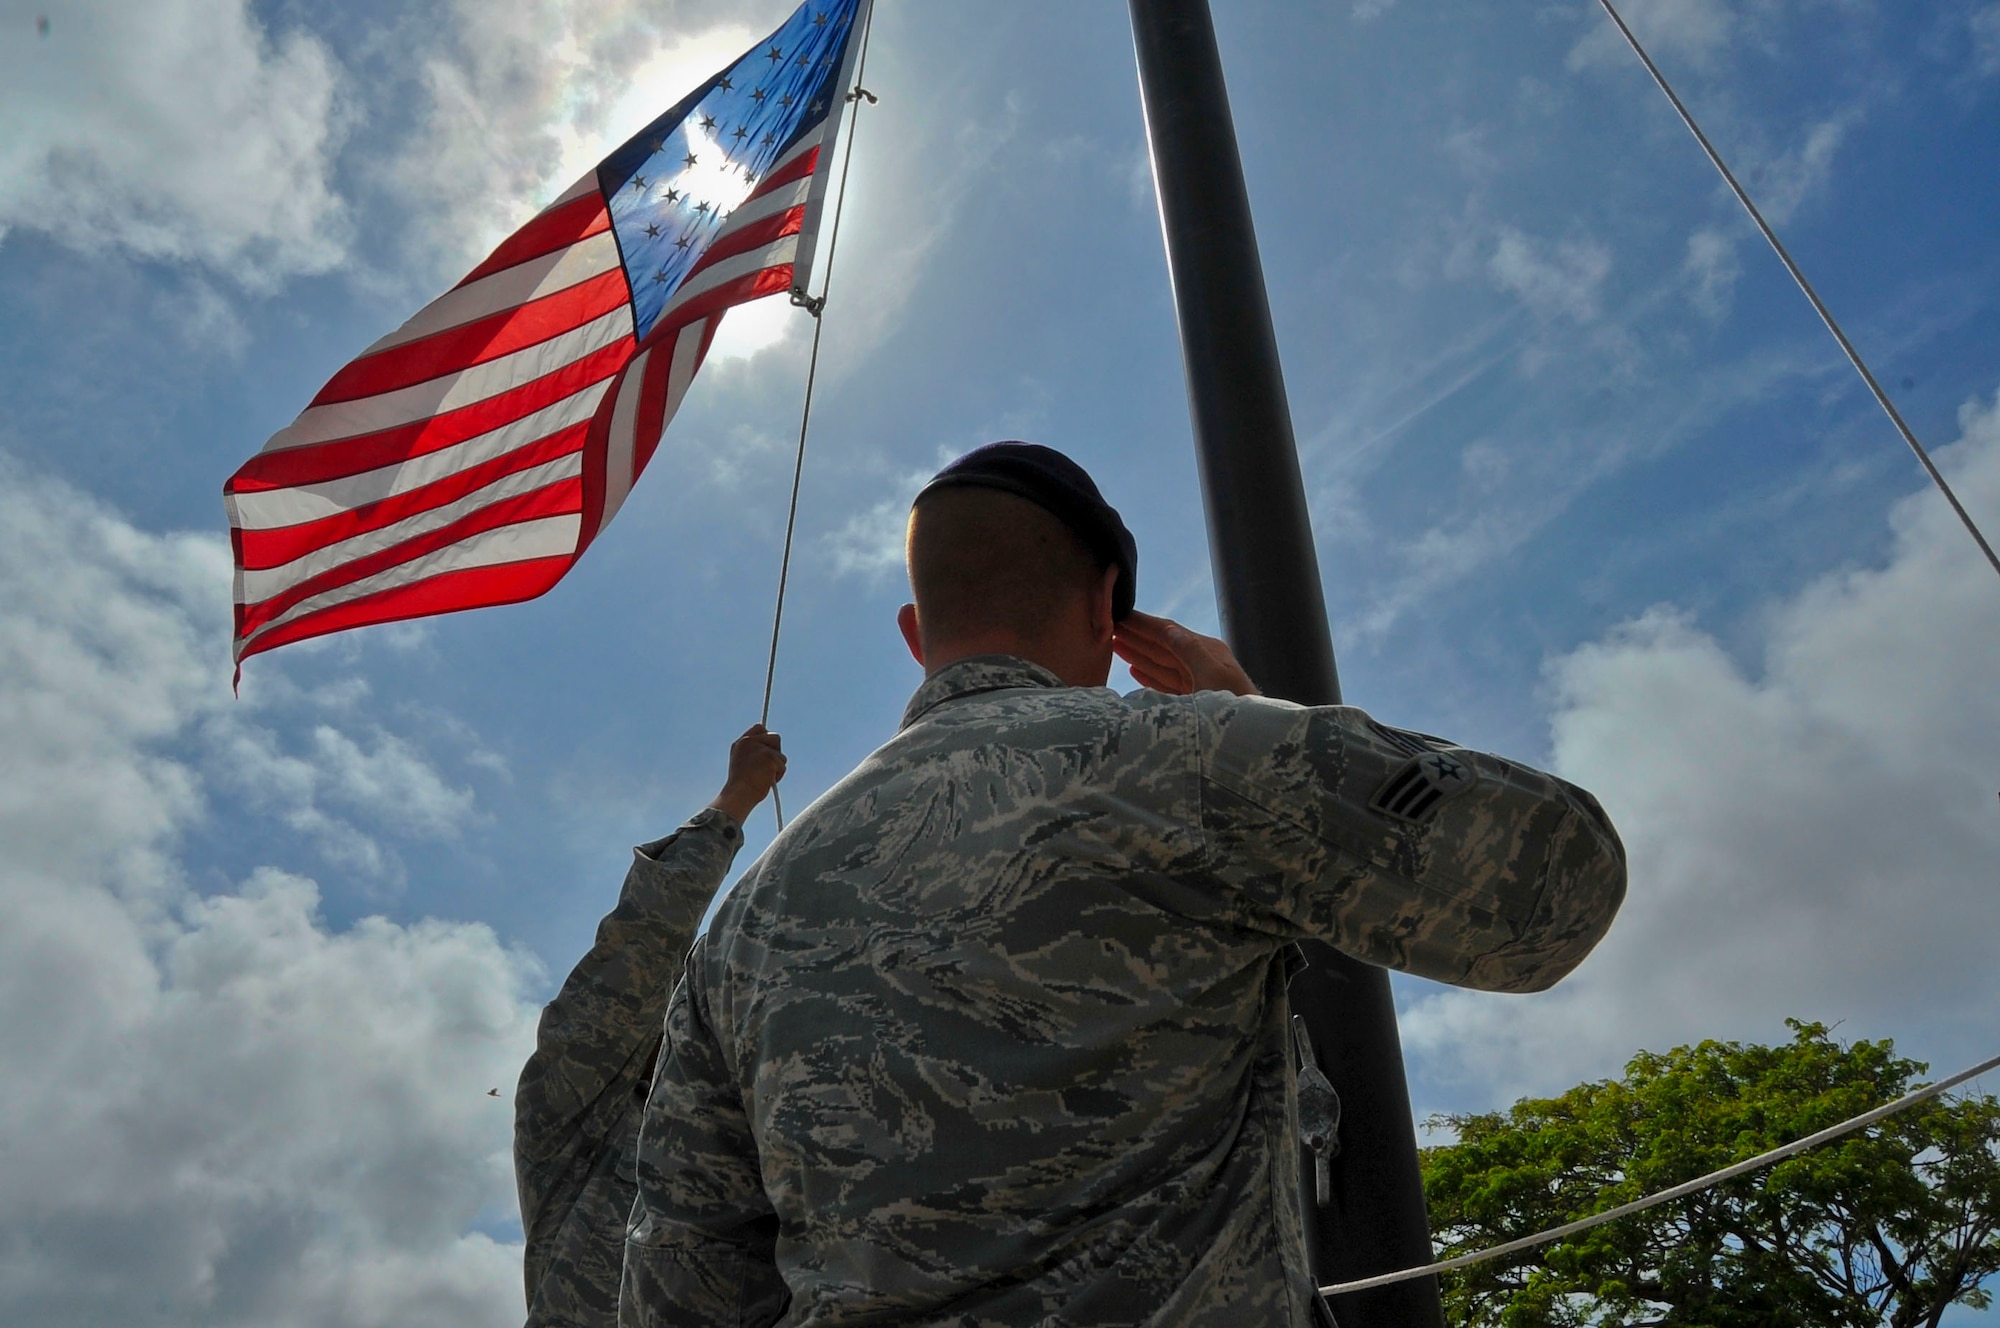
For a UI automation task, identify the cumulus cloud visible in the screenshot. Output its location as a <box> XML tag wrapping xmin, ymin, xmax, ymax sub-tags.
<box><xmin>0</xmin><ymin>460</ymin><xmax>540</xmax><ymax>1325</ymax></box>
<box><xmin>1488</xmin><ymin>226</ymin><xmax>1612</xmax><ymax>323</ymax></box>
<box><xmin>1402</xmin><ymin>387</ymin><xmax>2000</xmax><ymax>1108</ymax></box>
<box><xmin>0</xmin><ymin>0</ymin><xmax>350</xmax><ymax>284</ymax></box>
<box><xmin>389</xmin><ymin>0</ymin><xmax>791</xmax><ymax>281</ymax></box>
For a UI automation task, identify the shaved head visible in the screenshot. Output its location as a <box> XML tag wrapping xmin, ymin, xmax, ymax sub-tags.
<box><xmin>905</xmin><ymin>487</ymin><xmax>1108</xmax><ymax>661</ymax></box>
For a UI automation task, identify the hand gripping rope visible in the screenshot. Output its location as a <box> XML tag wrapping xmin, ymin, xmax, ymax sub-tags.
<box><xmin>757</xmin><ymin>5</ymin><xmax>878</xmax><ymax>831</ymax></box>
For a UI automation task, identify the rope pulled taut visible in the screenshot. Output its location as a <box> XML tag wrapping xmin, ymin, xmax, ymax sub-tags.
<box><xmin>758</xmin><ymin>0</ymin><xmax>878</xmax><ymax>831</ymax></box>
<box><xmin>1318</xmin><ymin>1046</ymin><xmax>2000</xmax><ymax>1299</ymax></box>
<box><xmin>1593</xmin><ymin>0</ymin><xmax>2000</xmax><ymax>587</ymax></box>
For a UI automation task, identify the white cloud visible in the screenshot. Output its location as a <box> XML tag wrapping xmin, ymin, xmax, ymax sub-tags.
<box><xmin>0</xmin><ymin>0</ymin><xmax>350</xmax><ymax>284</ymax></box>
<box><xmin>1753</xmin><ymin>115</ymin><xmax>1850</xmax><ymax>226</ymax></box>
<box><xmin>0</xmin><ymin>459</ymin><xmax>540</xmax><ymax>1324</ymax></box>
<box><xmin>822</xmin><ymin>466</ymin><xmax>931</xmax><ymax>581</ymax></box>
<box><xmin>1569</xmin><ymin>0</ymin><xmax>1734</xmax><ymax>73</ymax></box>
<box><xmin>1973</xmin><ymin>4</ymin><xmax>2000</xmax><ymax>77</ymax></box>
<box><xmin>1488</xmin><ymin>226</ymin><xmax>1612</xmax><ymax>323</ymax></box>
<box><xmin>708</xmin><ymin>291</ymin><xmax>812</xmax><ymax>363</ymax></box>
<box><xmin>390</xmin><ymin>1</ymin><xmax>789</xmax><ymax>280</ymax></box>
<box><xmin>1683</xmin><ymin>224</ymin><xmax>1741</xmax><ymax>318</ymax></box>
<box><xmin>1402</xmin><ymin>387</ymin><xmax>2000</xmax><ymax>1108</ymax></box>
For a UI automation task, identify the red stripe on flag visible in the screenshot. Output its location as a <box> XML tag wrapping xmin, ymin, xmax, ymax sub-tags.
<box><xmin>687</xmin><ymin>206</ymin><xmax>805</xmax><ymax>282</ymax></box>
<box><xmin>310</xmin><ymin>269</ymin><xmax>631</xmax><ymax>407</ymax></box>
<box><xmin>634</xmin><ymin>316</ymin><xmax>720</xmax><ymax>481</ymax></box>
<box><xmin>746</xmin><ymin>145</ymin><xmax>820</xmax><ymax>202</ymax></box>
<box><xmin>642</xmin><ymin>265</ymin><xmax>795</xmax><ymax>354</ymax></box>
<box><xmin>235</xmin><ymin>421</ymin><xmax>591</xmax><ymax>571</ymax></box>
<box><xmin>227</xmin><ymin>337</ymin><xmax>632</xmax><ymax>492</ymax></box>
<box><xmin>237</xmin><ymin>478</ymin><xmax>583</xmax><ymax>640</ymax></box>
<box><xmin>236</xmin><ymin>556</ymin><xmax>575</xmax><ymax>667</ymax></box>
<box><xmin>456</xmin><ymin>194</ymin><xmax>610</xmax><ymax>287</ymax></box>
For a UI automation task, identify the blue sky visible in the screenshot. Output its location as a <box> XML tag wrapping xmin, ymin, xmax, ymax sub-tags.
<box><xmin>4</xmin><ymin>0</ymin><xmax>1999</xmax><ymax>1322</ymax></box>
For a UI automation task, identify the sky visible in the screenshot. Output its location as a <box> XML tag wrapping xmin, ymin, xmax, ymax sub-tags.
<box><xmin>3</xmin><ymin>0</ymin><xmax>1999</xmax><ymax>1323</ymax></box>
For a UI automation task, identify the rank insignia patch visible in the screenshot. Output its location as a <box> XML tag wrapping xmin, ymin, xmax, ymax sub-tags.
<box><xmin>1371</xmin><ymin>750</ymin><xmax>1477</xmax><ymax>823</ymax></box>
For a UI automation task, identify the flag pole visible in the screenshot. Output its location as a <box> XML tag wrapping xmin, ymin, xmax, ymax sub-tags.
<box><xmin>1126</xmin><ymin>4</ymin><xmax>1445</xmax><ymax>1324</ymax></box>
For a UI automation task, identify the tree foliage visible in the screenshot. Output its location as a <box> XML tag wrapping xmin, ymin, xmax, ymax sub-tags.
<box><xmin>1421</xmin><ymin>1022</ymin><xmax>2000</xmax><ymax>1328</ymax></box>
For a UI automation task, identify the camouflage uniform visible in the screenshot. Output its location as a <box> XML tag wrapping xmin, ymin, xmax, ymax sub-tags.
<box><xmin>516</xmin><ymin>807</ymin><xmax>745</xmax><ymax>1328</ymax></box>
<box><xmin>622</xmin><ymin>657</ymin><xmax>1626</xmax><ymax>1328</ymax></box>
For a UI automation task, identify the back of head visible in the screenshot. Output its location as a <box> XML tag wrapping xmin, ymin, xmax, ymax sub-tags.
<box><xmin>906</xmin><ymin>486</ymin><xmax>1103</xmax><ymax>653</ymax></box>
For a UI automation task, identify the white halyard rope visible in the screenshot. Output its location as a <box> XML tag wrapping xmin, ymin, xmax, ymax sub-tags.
<box><xmin>1319</xmin><ymin>1048</ymin><xmax>2000</xmax><ymax>1298</ymax></box>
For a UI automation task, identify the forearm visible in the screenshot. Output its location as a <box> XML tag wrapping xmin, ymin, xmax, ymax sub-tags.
<box><xmin>1198</xmin><ymin>694</ymin><xmax>1627</xmax><ymax>991</ymax></box>
<box><xmin>515</xmin><ymin>807</ymin><xmax>744</xmax><ymax>1170</ymax></box>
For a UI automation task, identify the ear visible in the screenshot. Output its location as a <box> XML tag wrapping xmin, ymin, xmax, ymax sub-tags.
<box><xmin>896</xmin><ymin>602</ymin><xmax>925</xmax><ymax>667</ymax></box>
<box><xmin>1088</xmin><ymin>564</ymin><xmax>1119</xmax><ymax>645</ymax></box>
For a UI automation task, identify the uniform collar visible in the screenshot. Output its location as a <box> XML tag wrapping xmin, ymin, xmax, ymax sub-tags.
<box><xmin>899</xmin><ymin>654</ymin><xmax>1068</xmax><ymax>730</ymax></box>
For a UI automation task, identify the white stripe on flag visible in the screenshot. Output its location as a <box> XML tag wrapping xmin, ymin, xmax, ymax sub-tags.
<box><xmin>229</xmin><ymin>379</ymin><xmax>612</xmax><ymax>531</ymax></box>
<box><xmin>655</xmin><ymin>235</ymin><xmax>800</xmax><ymax>327</ymax></box>
<box><xmin>242</xmin><ymin>513</ymin><xmax>583</xmax><ymax>647</ymax></box>
<box><xmin>726</xmin><ymin>174</ymin><xmax>813</xmax><ymax>232</ymax></box>
<box><xmin>238</xmin><ymin>453</ymin><xmax>584</xmax><ymax>603</ymax></box>
<box><xmin>599</xmin><ymin>346</ymin><xmax>653</xmax><ymax>529</ymax></box>
<box><xmin>365</xmin><ymin>232</ymin><xmax>623</xmax><ymax>357</ymax></box>
<box><xmin>543</xmin><ymin>172</ymin><xmax>602</xmax><ymax>213</ymax></box>
<box><xmin>665</xmin><ymin>316</ymin><xmax>704</xmax><ymax>418</ymax></box>
<box><xmin>262</xmin><ymin>304</ymin><xmax>635</xmax><ymax>455</ymax></box>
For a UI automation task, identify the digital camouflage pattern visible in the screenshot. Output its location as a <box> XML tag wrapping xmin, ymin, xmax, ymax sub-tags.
<box><xmin>622</xmin><ymin>657</ymin><xmax>1627</xmax><ymax>1328</ymax></box>
<box><xmin>516</xmin><ymin>807</ymin><xmax>745</xmax><ymax>1328</ymax></box>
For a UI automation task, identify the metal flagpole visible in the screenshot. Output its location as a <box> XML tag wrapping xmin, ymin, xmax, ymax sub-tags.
<box><xmin>1126</xmin><ymin>3</ymin><xmax>1445</xmax><ymax>1324</ymax></box>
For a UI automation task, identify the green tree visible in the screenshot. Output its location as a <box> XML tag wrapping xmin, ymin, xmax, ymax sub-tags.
<box><xmin>1421</xmin><ymin>1022</ymin><xmax>2000</xmax><ymax>1328</ymax></box>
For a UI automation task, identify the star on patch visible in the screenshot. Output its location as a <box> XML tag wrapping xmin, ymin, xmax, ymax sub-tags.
<box><xmin>631</xmin><ymin>175</ymin><xmax>648</xmax><ymax>190</ymax></box>
<box><xmin>779</xmin><ymin>93</ymin><xmax>793</xmax><ymax>108</ymax></box>
<box><xmin>1423</xmin><ymin>755</ymin><xmax>1466</xmax><ymax>782</ymax></box>
<box><xmin>813</xmin><ymin>10</ymin><xmax>827</xmax><ymax>24</ymax></box>
<box><xmin>674</xmin><ymin>234</ymin><xmax>692</xmax><ymax>249</ymax></box>
<box><xmin>683</xmin><ymin>152</ymin><xmax>698</xmax><ymax>168</ymax></box>
<box><xmin>643</xmin><ymin>222</ymin><xmax>661</xmax><ymax>237</ymax></box>
<box><xmin>700</xmin><ymin>114</ymin><xmax>717</xmax><ymax>131</ymax></box>
<box><xmin>718</xmin><ymin>76</ymin><xmax>733</xmax><ymax>91</ymax></box>
<box><xmin>751</xmin><ymin>87</ymin><xmax>767</xmax><ymax>103</ymax></box>
<box><xmin>665</xmin><ymin>187</ymin><xmax>681</xmax><ymax>202</ymax></box>
<box><xmin>766</xmin><ymin>44</ymin><xmax>783</xmax><ymax>62</ymax></box>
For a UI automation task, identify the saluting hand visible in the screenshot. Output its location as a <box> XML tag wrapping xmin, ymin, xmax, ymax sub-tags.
<box><xmin>1112</xmin><ymin>611</ymin><xmax>1259</xmax><ymax>698</ymax></box>
<box><xmin>709</xmin><ymin>724</ymin><xmax>787</xmax><ymax>825</ymax></box>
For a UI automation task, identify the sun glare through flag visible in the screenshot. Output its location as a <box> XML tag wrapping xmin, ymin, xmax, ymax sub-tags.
<box><xmin>222</xmin><ymin>0</ymin><xmax>870</xmax><ymax>674</ymax></box>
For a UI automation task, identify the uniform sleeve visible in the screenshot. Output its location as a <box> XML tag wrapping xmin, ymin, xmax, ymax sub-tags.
<box><xmin>1192</xmin><ymin>692</ymin><xmax>1626</xmax><ymax>992</ymax></box>
<box><xmin>621</xmin><ymin>940</ymin><xmax>787</xmax><ymax>1328</ymax></box>
<box><xmin>515</xmin><ymin>808</ymin><xmax>744</xmax><ymax>1294</ymax></box>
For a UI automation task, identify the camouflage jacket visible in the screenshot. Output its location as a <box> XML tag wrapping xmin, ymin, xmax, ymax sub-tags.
<box><xmin>516</xmin><ymin>807</ymin><xmax>744</xmax><ymax>1328</ymax></box>
<box><xmin>621</xmin><ymin>657</ymin><xmax>1626</xmax><ymax>1328</ymax></box>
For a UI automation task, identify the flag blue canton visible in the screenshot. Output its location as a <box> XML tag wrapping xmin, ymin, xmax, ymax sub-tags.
<box><xmin>598</xmin><ymin>0</ymin><xmax>859</xmax><ymax>341</ymax></box>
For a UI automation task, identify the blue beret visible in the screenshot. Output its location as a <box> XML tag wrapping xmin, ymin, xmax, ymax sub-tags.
<box><xmin>916</xmin><ymin>442</ymin><xmax>1138</xmax><ymax>620</ymax></box>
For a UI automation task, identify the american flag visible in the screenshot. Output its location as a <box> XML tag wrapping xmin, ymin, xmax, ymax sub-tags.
<box><xmin>224</xmin><ymin>0</ymin><xmax>869</xmax><ymax>673</ymax></box>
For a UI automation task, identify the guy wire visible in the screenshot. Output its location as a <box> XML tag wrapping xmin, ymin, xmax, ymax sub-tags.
<box><xmin>1595</xmin><ymin>0</ymin><xmax>2000</xmax><ymax>584</ymax></box>
<box><xmin>759</xmin><ymin>4</ymin><xmax>878</xmax><ymax>831</ymax></box>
